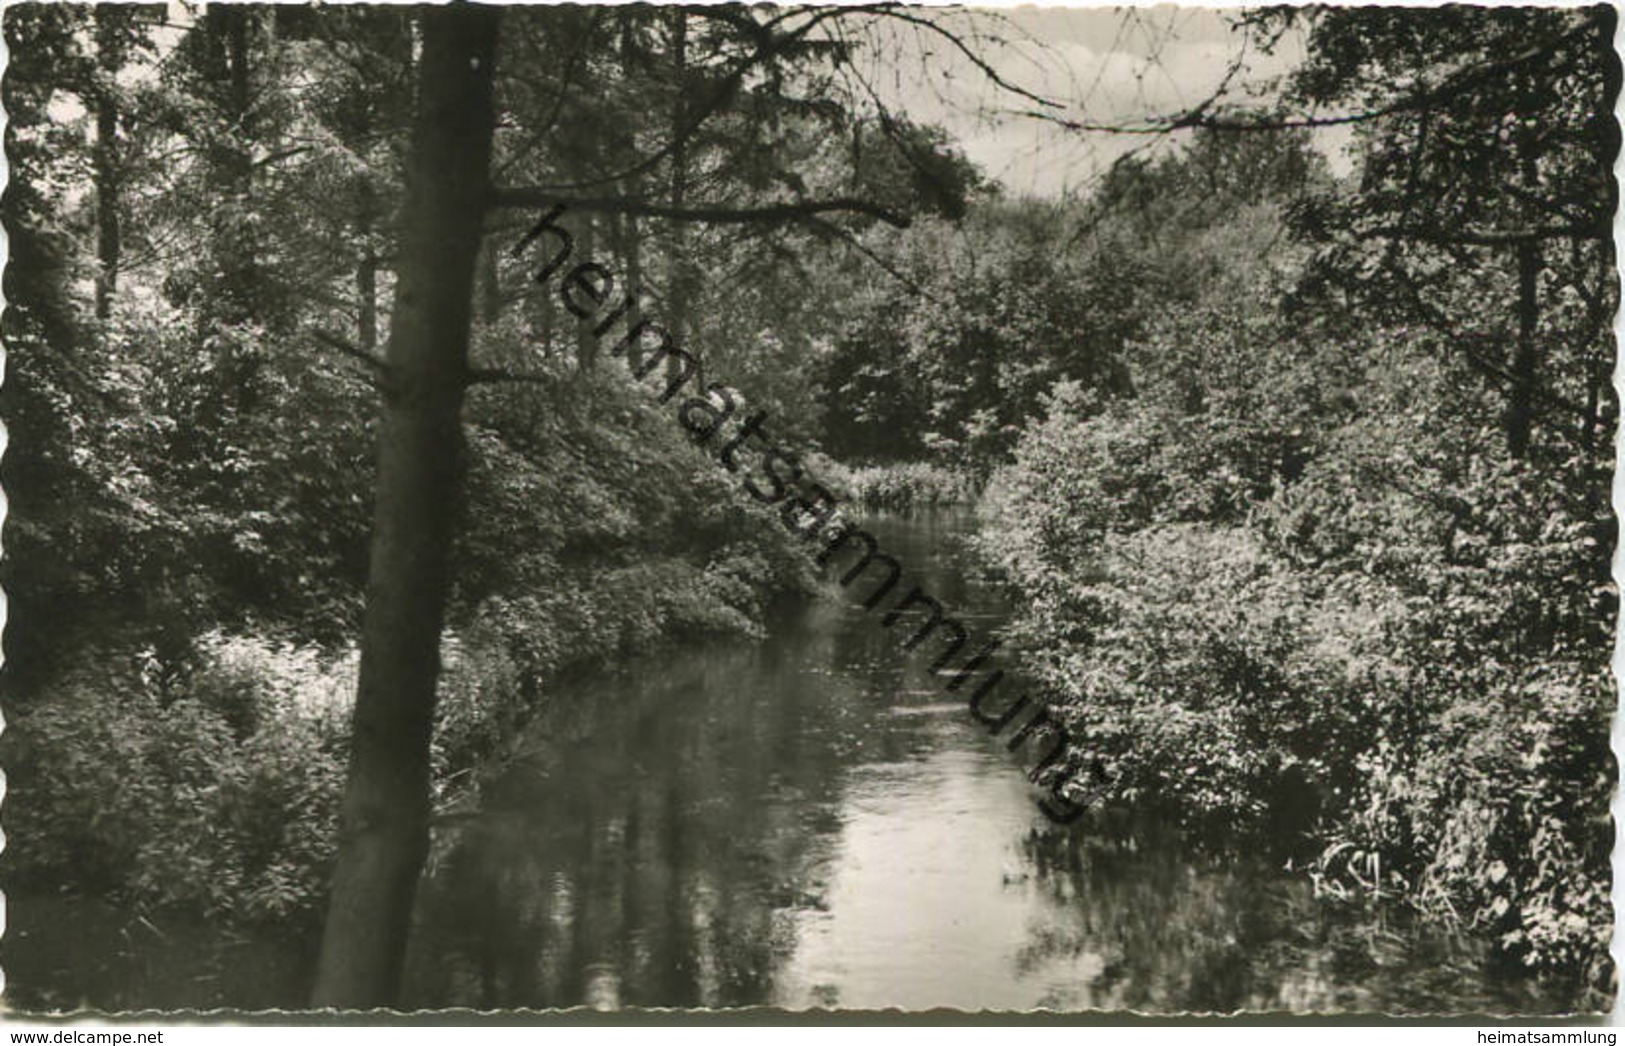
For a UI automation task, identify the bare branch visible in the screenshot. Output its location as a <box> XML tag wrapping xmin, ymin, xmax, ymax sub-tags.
<box><xmin>488</xmin><ymin>188</ymin><xmax>912</xmax><ymax>228</ymax></box>
<box><xmin>803</xmin><ymin>215</ymin><xmax>947</xmax><ymax>306</ymax></box>
<box><xmin>312</xmin><ymin>328</ymin><xmax>388</xmax><ymax>370</ymax></box>
<box><xmin>492</xmin><ymin>10</ymin><xmax>604</xmax><ymax>181</ymax></box>
<box><xmin>1031</xmin><ymin>15</ymin><xmax>1599</xmax><ymax>138</ymax></box>
<box><xmin>1358</xmin><ymin>222</ymin><xmax>1611</xmax><ymax>247</ymax></box>
<box><xmin>505</xmin><ymin>6</ymin><xmax>868</xmax><ymax>195</ymax></box>
<box><xmin>1031</xmin><ymin>104</ymin><xmax>1402</xmax><ymax>136</ymax></box>
<box><xmin>859</xmin><ymin>5</ymin><xmax>1062</xmax><ymax>111</ymax></box>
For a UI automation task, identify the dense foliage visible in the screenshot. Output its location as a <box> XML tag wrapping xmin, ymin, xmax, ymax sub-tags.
<box><xmin>818</xmin><ymin>458</ymin><xmax>979</xmax><ymax>511</ymax></box>
<box><xmin>975</xmin><ymin>7</ymin><xmax>1616</xmax><ymax>1006</ymax></box>
<box><xmin>3</xmin><ymin>345</ymin><xmax>819</xmax><ymax>928</ymax></box>
<box><xmin>2</xmin><ymin>3</ymin><xmax>914</xmax><ymax>933</ymax></box>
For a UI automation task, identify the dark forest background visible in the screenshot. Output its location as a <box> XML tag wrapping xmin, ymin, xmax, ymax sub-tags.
<box><xmin>1</xmin><ymin>3</ymin><xmax>1616</xmax><ymax>1010</ymax></box>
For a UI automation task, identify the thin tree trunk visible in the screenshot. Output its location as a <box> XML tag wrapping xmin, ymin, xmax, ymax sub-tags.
<box><xmin>223</xmin><ymin>6</ymin><xmax>257</xmax><ymax>325</ymax></box>
<box><xmin>666</xmin><ymin>10</ymin><xmax>696</xmax><ymax>388</ymax></box>
<box><xmin>1506</xmin><ymin>80</ymin><xmax>1542</xmax><ymax>459</ymax></box>
<box><xmin>1583</xmin><ymin>348</ymin><xmax>1600</xmax><ymax>453</ymax></box>
<box><xmin>358</xmin><ymin>242</ymin><xmax>379</xmax><ymax>355</ymax></box>
<box><xmin>480</xmin><ymin>236</ymin><xmax>502</xmax><ymax>325</ymax></box>
<box><xmin>616</xmin><ymin>24</ymin><xmax>644</xmax><ymax>374</ymax></box>
<box><xmin>311</xmin><ymin>5</ymin><xmax>500</xmax><ymax>1008</ymax></box>
<box><xmin>624</xmin><ymin>213</ymin><xmax>642</xmax><ymax>317</ymax></box>
<box><xmin>536</xmin><ymin>278</ymin><xmax>556</xmax><ymax>356</ymax></box>
<box><xmin>92</xmin><ymin>8</ymin><xmax>121</xmax><ymax>321</ymax></box>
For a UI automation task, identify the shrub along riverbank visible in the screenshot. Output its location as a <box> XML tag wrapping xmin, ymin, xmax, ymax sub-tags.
<box><xmin>980</xmin><ymin>371</ymin><xmax>1614</xmax><ymax>1007</ymax></box>
<box><xmin>3</xmin><ymin>364</ymin><xmax>817</xmax><ymax>937</ymax></box>
<box><xmin>817</xmin><ymin>459</ymin><xmax>979</xmax><ymax>512</ymax></box>
<box><xmin>837</xmin><ymin>69</ymin><xmax>1616</xmax><ymax>1008</ymax></box>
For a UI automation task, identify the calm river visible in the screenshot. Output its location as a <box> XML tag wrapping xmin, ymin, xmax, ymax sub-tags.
<box><xmin>399</xmin><ymin>509</ymin><xmax>1562</xmax><ymax>1013</ymax></box>
<box><xmin>4</xmin><ymin>510</ymin><xmax>1569</xmax><ymax>1013</ymax></box>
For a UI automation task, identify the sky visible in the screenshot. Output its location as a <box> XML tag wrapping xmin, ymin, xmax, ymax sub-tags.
<box><xmin>857</xmin><ymin>6</ymin><xmax>1355</xmax><ymax>199</ymax></box>
<box><xmin>69</xmin><ymin>4</ymin><xmax>1354</xmax><ymax>205</ymax></box>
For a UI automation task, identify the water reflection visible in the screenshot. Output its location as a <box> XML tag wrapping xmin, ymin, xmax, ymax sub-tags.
<box><xmin>403</xmin><ymin>630</ymin><xmax>853</xmax><ymax>1008</ymax></box>
<box><xmin>404</xmin><ymin>509</ymin><xmax>1565</xmax><ymax>1014</ymax></box>
<box><xmin>4</xmin><ymin>510</ymin><xmax>1571</xmax><ymax>1012</ymax></box>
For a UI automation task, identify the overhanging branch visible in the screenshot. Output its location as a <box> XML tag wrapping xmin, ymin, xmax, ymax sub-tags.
<box><xmin>313</xmin><ymin>328</ymin><xmax>387</xmax><ymax>371</ymax></box>
<box><xmin>858</xmin><ymin>5</ymin><xmax>1063</xmax><ymax>111</ymax></box>
<box><xmin>1359</xmin><ymin>221</ymin><xmax>1611</xmax><ymax>246</ymax></box>
<box><xmin>487</xmin><ymin>187</ymin><xmax>912</xmax><ymax>228</ymax></box>
<box><xmin>1033</xmin><ymin>14</ymin><xmax>1600</xmax><ymax>138</ymax></box>
<box><xmin>803</xmin><ymin>214</ymin><xmax>946</xmax><ymax>306</ymax></box>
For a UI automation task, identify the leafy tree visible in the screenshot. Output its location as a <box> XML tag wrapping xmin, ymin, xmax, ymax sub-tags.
<box><xmin>1266</xmin><ymin>5</ymin><xmax>1617</xmax><ymax>461</ymax></box>
<box><xmin>984</xmin><ymin>8</ymin><xmax>1617</xmax><ymax>1002</ymax></box>
<box><xmin>312</xmin><ymin>4</ymin><xmax>1044</xmax><ymax>1005</ymax></box>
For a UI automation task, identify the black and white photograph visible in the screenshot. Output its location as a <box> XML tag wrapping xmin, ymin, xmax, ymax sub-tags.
<box><xmin>0</xmin><ymin>0</ymin><xmax>1617</xmax><ymax>1019</ymax></box>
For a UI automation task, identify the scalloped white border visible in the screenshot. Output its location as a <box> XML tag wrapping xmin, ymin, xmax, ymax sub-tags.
<box><xmin>1607</xmin><ymin>0</ymin><xmax>1622</xmax><ymax>1030</ymax></box>
<box><xmin>3</xmin><ymin>0</ymin><xmax>15</xmax><ymax>1013</ymax></box>
<box><xmin>0</xmin><ymin>0</ymin><xmax>1614</xmax><ymax>1024</ymax></box>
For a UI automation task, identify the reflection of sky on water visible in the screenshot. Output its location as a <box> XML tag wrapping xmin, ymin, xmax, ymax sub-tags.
<box><xmin>0</xmin><ymin>510</ymin><xmax>1566</xmax><ymax>1013</ymax></box>
<box><xmin>773</xmin><ymin>738</ymin><xmax>1109</xmax><ymax>1011</ymax></box>
<box><xmin>400</xmin><ymin>510</ymin><xmax>1564</xmax><ymax>1015</ymax></box>
<box><xmin>6</xmin><ymin>510</ymin><xmax>1564</xmax><ymax>1012</ymax></box>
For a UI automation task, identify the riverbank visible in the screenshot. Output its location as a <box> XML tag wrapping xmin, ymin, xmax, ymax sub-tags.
<box><xmin>817</xmin><ymin>460</ymin><xmax>978</xmax><ymax>513</ymax></box>
<box><xmin>976</xmin><ymin>384</ymin><xmax>1615</xmax><ymax>1011</ymax></box>
<box><xmin>1</xmin><ymin>591</ymin><xmax>813</xmax><ymax>1012</ymax></box>
<box><xmin>3</xmin><ymin>508</ymin><xmax>1582</xmax><ymax>1014</ymax></box>
<box><xmin>1</xmin><ymin>364</ymin><xmax>827</xmax><ymax>1010</ymax></box>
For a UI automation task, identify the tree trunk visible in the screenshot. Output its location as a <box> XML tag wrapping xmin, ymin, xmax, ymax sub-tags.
<box><xmin>311</xmin><ymin>5</ymin><xmax>500</xmax><ymax>1009</ymax></box>
<box><xmin>1583</xmin><ymin>347</ymin><xmax>1600</xmax><ymax>453</ymax></box>
<box><xmin>534</xmin><ymin>274</ymin><xmax>556</xmax><ymax>355</ymax></box>
<box><xmin>358</xmin><ymin>240</ymin><xmax>379</xmax><ymax>356</ymax></box>
<box><xmin>92</xmin><ymin>8</ymin><xmax>121</xmax><ymax>321</ymax></box>
<box><xmin>624</xmin><ymin>212</ymin><xmax>642</xmax><ymax>319</ymax></box>
<box><xmin>222</xmin><ymin>6</ymin><xmax>258</xmax><ymax>326</ymax></box>
<box><xmin>616</xmin><ymin>23</ymin><xmax>644</xmax><ymax>370</ymax></box>
<box><xmin>576</xmin><ymin>218</ymin><xmax>598</xmax><ymax>375</ymax></box>
<box><xmin>1505</xmin><ymin>79</ymin><xmax>1542</xmax><ymax>459</ymax></box>
<box><xmin>666</xmin><ymin>10</ymin><xmax>697</xmax><ymax>389</ymax></box>
<box><xmin>480</xmin><ymin>235</ymin><xmax>502</xmax><ymax>325</ymax></box>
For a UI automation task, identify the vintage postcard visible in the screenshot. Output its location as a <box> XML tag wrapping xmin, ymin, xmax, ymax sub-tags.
<box><xmin>0</xmin><ymin>1</ymin><xmax>1616</xmax><ymax>1019</ymax></box>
